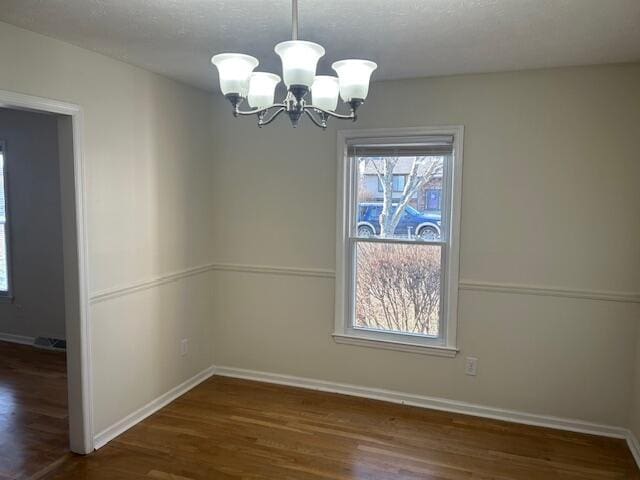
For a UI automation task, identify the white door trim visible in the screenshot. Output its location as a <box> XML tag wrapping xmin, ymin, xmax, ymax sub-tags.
<box><xmin>0</xmin><ymin>89</ymin><xmax>94</xmax><ymax>454</ymax></box>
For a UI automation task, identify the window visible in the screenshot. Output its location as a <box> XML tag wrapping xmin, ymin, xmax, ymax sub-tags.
<box><xmin>335</xmin><ymin>127</ymin><xmax>463</xmax><ymax>356</ymax></box>
<box><xmin>377</xmin><ymin>174</ymin><xmax>406</xmax><ymax>193</ymax></box>
<box><xmin>0</xmin><ymin>142</ymin><xmax>10</xmax><ymax>298</ymax></box>
<box><xmin>426</xmin><ymin>188</ymin><xmax>442</xmax><ymax>211</ymax></box>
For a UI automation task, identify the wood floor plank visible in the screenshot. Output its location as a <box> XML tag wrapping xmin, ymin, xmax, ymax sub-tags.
<box><xmin>41</xmin><ymin>375</ymin><xmax>639</xmax><ymax>480</ymax></box>
<box><xmin>0</xmin><ymin>340</ymin><xmax>68</xmax><ymax>479</ymax></box>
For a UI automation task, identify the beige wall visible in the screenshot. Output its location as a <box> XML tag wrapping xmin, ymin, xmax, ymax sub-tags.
<box><xmin>210</xmin><ymin>64</ymin><xmax>640</xmax><ymax>427</ymax></box>
<box><xmin>2</xmin><ymin>17</ymin><xmax>640</xmax><ymax>442</ymax></box>
<box><xmin>0</xmin><ymin>21</ymin><xmax>216</xmax><ymax>433</ymax></box>
<box><xmin>0</xmin><ymin>109</ymin><xmax>66</xmax><ymax>339</ymax></box>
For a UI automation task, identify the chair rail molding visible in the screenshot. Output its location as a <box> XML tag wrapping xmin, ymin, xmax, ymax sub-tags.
<box><xmin>89</xmin><ymin>263</ymin><xmax>218</xmax><ymax>304</ymax></box>
<box><xmin>459</xmin><ymin>280</ymin><xmax>640</xmax><ymax>304</ymax></box>
<box><xmin>209</xmin><ymin>262</ymin><xmax>335</xmax><ymax>279</ymax></box>
<box><xmin>89</xmin><ymin>262</ymin><xmax>335</xmax><ymax>304</ymax></box>
<box><xmin>90</xmin><ymin>262</ymin><xmax>640</xmax><ymax>305</ymax></box>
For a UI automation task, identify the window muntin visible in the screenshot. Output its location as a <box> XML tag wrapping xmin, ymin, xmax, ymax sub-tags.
<box><xmin>335</xmin><ymin>129</ymin><xmax>462</xmax><ymax>352</ymax></box>
<box><xmin>0</xmin><ymin>143</ymin><xmax>9</xmax><ymax>296</ymax></box>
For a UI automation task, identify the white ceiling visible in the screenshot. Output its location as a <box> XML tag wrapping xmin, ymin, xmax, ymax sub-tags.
<box><xmin>1</xmin><ymin>0</ymin><xmax>639</xmax><ymax>92</ymax></box>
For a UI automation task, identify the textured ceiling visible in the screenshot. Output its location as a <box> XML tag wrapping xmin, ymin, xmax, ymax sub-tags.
<box><xmin>1</xmin><ymin>0</ymin><xmax>639</xmax><ymax>92</ymax></box>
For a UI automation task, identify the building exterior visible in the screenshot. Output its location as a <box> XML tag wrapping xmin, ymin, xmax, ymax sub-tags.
<box><xmin>358</xmin><ymin>157</ymin><xmax>443</xmax><ymax>213</ymax></box>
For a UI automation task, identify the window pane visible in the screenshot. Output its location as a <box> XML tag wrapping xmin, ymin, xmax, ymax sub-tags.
<box><xmin>355</xmin><ymin>241</ymin><xmax>441</xmax><ymax>337</ymax></box>
<box><xmin>356</xmin><ymin>156</ymin><xmax>444</xmax><ymax>241</ymax></box>
<box><xmin>426</xmin><ymin>188</ymin><xmax>441</xmax><ymax>211</ymax></box>
<box><xmin>378</xmin><ymin>174</ymin><xmax>406</xmax><ymax>193</ymax></box>
<box><xmin>0</xmin><ymin>151</ymin><xmax>4</xmax><ymax>221</ymax></box>
<box><xmin>0</xmin><ymin>150</ymin><xmax>7</xmax><ymax>293</ymax></box>
<box><xmin>0</xmin><ymin>224</ymin><xmax>6</xmax><ymax>292</ymax></box>
<box><xmin>392</xmin><ymin>174</ymin><xmax>405</xmax><ymax>192</ymax></box>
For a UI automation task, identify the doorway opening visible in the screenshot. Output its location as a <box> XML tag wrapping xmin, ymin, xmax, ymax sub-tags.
<box><xmin>0</xmin><ymin>107</ymin><xmax>75</xmax><ymax>477</ymax></box>
<box><xmin>0</xmin><ymin>91</ymin><xmax>93</xmax><ymax>476</ymax></box>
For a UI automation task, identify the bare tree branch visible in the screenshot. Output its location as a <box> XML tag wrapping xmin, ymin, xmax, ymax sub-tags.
<box><xmin>369</xmin><ymin>156</ymin><xmax>443</xmax><ymax>237</ymax></box>
<box><xmin>355</xmin><ymin>243</ymin><xmax>441</xmax><ymax>335</ymax></box>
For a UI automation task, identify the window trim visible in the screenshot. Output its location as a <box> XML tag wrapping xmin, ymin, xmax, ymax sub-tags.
<box><xmin>334</xmin><ymin>126</ymin><xmax>464</xmax><ymax>357</ymax></box>
<box><xmin>0</xmin><ymin>140</ymin><xmax>12</xmax><ymax>301</ymax></box>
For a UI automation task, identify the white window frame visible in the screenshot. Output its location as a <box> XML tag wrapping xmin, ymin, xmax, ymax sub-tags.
<box><xmin>333</xmin><ymin>126</ymin><xmax>464</xmax><ymax>357</ymax></box>
<box><xmin>0</xmin><ymin>140</ymin><xmax>12</xmax><ymax>301</ymax></box>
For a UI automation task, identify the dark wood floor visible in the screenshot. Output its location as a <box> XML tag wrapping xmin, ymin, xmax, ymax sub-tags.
<box><xmin>41</xmin><ymin>375</ymin><xmax>638</xmax><ymax>480</ymax></box>
<box><xmin>0</xmin><ymin>340</ymin><xmax>68</xmax><ymax>480</ymax></box>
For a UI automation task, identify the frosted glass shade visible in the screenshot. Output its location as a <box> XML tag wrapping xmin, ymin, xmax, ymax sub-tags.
<box><xmin>274</xmin><ymin>41</ymin><xmax>325</xmax><ymax>88</ymax></box>
<box><xmin>311</xmin><ymin>76</ymin><xmax>339</xmax><ymax>111</ymax></box>
<box><xmin>211</xmin><ymin>53</ymin><xmax>259</xmax><ymax>97</ymax></box>
<box><xmin>332</xmin><ymin>59</ymin><xmax>377</xmax><ymax>102</ymax></box>
<box><xmin>247</xmin><ymin>72</ymin><xmax>281</xmax><ymax>109</ymax></box>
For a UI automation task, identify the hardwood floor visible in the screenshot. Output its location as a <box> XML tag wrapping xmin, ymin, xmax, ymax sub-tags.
<box><xmin>0</xmin><ymin>340</ymin><xmax>68</xmax><ymax>480</ymax></box>
<box><xmin>42</xmin><ymin>375</ymin><xmax>638</xmax><ymax>480</ymax></box>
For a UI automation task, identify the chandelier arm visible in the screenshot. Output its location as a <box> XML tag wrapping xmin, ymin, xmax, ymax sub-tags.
<box><xmin>234</xmin><ymin>105</ymin><xmax>278</xmax><ymax>117</ymax></box>
<box><xmin>304</xmin><ymin>109</ymin><xmax>327</xmax><ymax>129</ymax></box>
<box><xmin>306</xmin><ymin>105</ymin><xmax>356</xmax><ymax>121</ymax></box>
<box><xmin>258</xmin><ymin>106</ymin><xmax>287</xmax><ymax>126</ymax></box>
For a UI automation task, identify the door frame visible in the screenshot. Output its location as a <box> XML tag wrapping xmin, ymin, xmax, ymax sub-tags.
<box><xmin>0</xmin><ymin>89</ymin><xmax>94</xmax><ymax>454</ymax></box>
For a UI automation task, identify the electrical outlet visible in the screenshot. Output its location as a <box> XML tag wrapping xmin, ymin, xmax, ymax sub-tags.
<box><xmin>180</xmin><ymin>339</ymin><xmax>189</xmax><ymax>356</ymax></box>
<box><xmin>465</xmin><ymin>356</ymin><xmax>478</xmax><ymax>376</ymax></box>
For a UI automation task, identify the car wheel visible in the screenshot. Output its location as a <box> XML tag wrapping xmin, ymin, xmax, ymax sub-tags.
<box><xmin>418</xmin><ymin>226</ymin><xmax>438</xmax><ymax>240</ymax></box>
<box><xmin>357</xmin><ymin>225</ymin><xmax>375</xmax><ymax>237</ymax></box>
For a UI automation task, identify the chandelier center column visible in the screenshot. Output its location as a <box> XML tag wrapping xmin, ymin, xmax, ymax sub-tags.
<box><xmin>292</xmin><ymin>0</ymin><xmax>298</xmax><ymax>41</ymax></box>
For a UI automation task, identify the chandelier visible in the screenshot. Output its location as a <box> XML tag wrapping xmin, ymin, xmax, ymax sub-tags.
<box><xmin>211</xmin><ymin>0</ymin><xmax>377</xmax><ymax>129</ymax></box>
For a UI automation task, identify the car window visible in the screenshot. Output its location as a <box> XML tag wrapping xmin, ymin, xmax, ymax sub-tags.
<box><xmin>405</xmin><ymin>205</ymin><xmax>420</xmax><ymax>216</ymax></box>
<box><xmin>365</xmin><ymin>206</ymin><xmax>374</xmax><ymax>220</ymax></box>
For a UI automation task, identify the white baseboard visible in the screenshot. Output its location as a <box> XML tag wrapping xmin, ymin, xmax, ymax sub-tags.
<box><xmin>93</xmin><ymin>365</ymin><xmax>216</xmax><ymax>449</ymax></box>
<box><xmin>0</xmin><ymin>332</ymin><xmax>35</xmax><ymax>345</ymax></box>
<box><xmin>214</xmin><ymin>366</ymin><xmax>629</xmax><ymax>440</ymax></box>
<box><xmin>627</xmin><ymin>430</ymin><xmax>640</xmax><ymax>470</ymax></box>
<box><xmin>91</xmin><ymin>363</ymin><xmax>640</xmax><ymax>471</ymax></box>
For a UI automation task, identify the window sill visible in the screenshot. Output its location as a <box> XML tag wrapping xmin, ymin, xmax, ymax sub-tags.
<box><xmin>332</xmin><ymin>333</ymin><xmax>458</xmax><ymax>357</ymax></box>
<box><xmin>0</xmin><ymin>295</ymin><xmax>14</xmax><ymax>304</ymax></box>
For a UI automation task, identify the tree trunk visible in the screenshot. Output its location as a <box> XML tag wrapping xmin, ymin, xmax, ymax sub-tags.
<box><xmin>379</xmin><ymin>158</ymin><xmax>397</xmax><ymax>237</ymax></box>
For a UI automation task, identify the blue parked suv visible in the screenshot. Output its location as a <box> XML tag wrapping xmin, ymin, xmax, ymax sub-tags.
<box><xmin>357</xmin><ymin>203</ymin><xmax>441</xmax><ymax>240</ymax></box>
